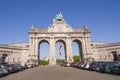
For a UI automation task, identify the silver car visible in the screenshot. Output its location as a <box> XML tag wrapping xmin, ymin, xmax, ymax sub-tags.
<box><xmin>0</xmin><ymin>65</ymin><xmax>8</xmax><ymax>76</ymax></box>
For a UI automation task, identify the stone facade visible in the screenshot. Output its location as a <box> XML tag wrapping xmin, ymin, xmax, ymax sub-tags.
<box><xmin>28</xmin><ymin>13</ymin><xmax>92</xmax><ymax>65</ymax></box>
<box><xmin>0</xmin><ymin>13</ymin><xmax>120</xmax><ymax>66</ymax></box>
<box><xmin>91</xmin><ymin>42</ymin><xmax>120</xmax><ymax>61</ymax></box>
<box><xmin>0</xmin><ymin>43</ymin><xmax>29</xmax><ymax>65</ymax></box>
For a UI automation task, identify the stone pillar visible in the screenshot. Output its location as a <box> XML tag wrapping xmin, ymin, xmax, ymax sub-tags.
<box><xmin>29</xmin><ymin>37</ymin><xmax>36</xmax><ymax>64</ymax></box>
<box><xmin>83</xmin><ymin>35</ymin><xmax>92</xmax><ymax>61</ymax></box>
<box><xmin>28</xmin><ymin>38</ymin><xmax>31</xmax><ymax>57</ymax></box>
<box><xmin>35</xmin><ymin>36</ymin><xmax>39</xmax><ymax>64</ymax></box>
<box><xmin>85</xmin><ymin>37</ymin><xmax>88</xmax><ymax>56</ymax></box>
<box><xmin>82</xmin><ymin>34</ymin><xmax>88</xmax><ymax>62</ymax></box>
<box><xmin>33</xmin><ymin>37</ymin><xmax>35</xmax><ymax>57</ymax></box>
<box><xmin>28</xmin><ymin>37</ymin><xmax>32</xmax><ymax>63</ymax></box>
<box><xmin>49</xmin><ymin>37</ymin><xmax>56</xmax><ymax>65</ymax></box>
<box><xmin>30</xmin><ymin>38</ymin><xmax>34</xmax><ymax>57</ymax></box>
<box><xmin>85</xmin><ymin>36</ymin><xmax>92</xmax><ymax>60</ymax></box>
<box><xmin>66</xmin><ymin>37</ymin><xmax>73</xmax><ymax>63</ymax></box>
<box><xmin>87</xmin><ymin>37</ymin><xmax>92</xmax><ymax>55</ymax></box>
<box><xmin>35</xmin><ymin>37</ymin><xmax>38</xmax><ymax>58</ymax></box>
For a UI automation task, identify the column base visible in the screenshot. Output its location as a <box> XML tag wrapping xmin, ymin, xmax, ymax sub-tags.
<box><xmin>49</xmin><ymin>57</ymin><xmax>56</xmax><ymax>65</ymax></box>
<box><xmin>67</xmin><ymin>56</ymin><xmax>73</xmax><ymax>63</ymax></box>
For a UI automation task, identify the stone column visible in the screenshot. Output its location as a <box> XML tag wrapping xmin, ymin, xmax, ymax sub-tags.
<box><xmin>29</xmin><ymin>37</ymin><xmax>35</xmax><ymax>63</ymax></box>
<box><xmin>29</xmin><ymin>37</ymin><xmax>32</xmax><ymax>56</ymax></box>
<box><xmin>82</xmin><ymin>35</ymin><xmax>88</xmax><ymax>62</ymax></box>
<box><xmin>85</xmin><ymin>36</ymin><xmax>92</xmax><ymax>60</ymax></box>
<box><xmin>35</xmin><ymin>36</ymin><xmax>39</xmax><ymax>64</ymax></box>
<box><xmin>87</xmin><ymin>37</ymin><xmax>92</xmax><ymax>55</ymax></box>
<box><xmin>49</xmin><ymin>37</ymin><xmax>56</xmax><ymax>65</ymax></box>
<box><xmin>30</xmin><ymin>38</ymin><xmax>34</xmax><ymax>57</ymax></box>
<box><xmin>28</xmin><ymin>38</ymin><xmax>32</xmax><ymax>63</ymax></box>
<box><xmin>66</xmin><ymin>37</ymin><xmax>73</xmax><ymax>63</ymax></box>
<box><xmin>83</xmin><ymin>35</ymin><xmax>92</xmax><ymax>61</ymax></box>
<box><xmin>33</xmin><ymin>37</ymin><xmax>35</xmax><ymax>57</ymax></box>
<box><xmin>85</xmin><ymin>37</ymin><xmax>88</xmax><ymax>56</ymax></box>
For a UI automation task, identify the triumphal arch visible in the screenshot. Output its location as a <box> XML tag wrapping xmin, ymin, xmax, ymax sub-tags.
<box><xmin>28</xmin><ymin>13</ymin><xmax>92</xmax><ymax>65</ymax></box>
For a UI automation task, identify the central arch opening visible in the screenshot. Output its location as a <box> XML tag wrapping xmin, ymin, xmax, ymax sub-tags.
<box><xmin>55</xmin><ymin>40</ymin><xmax>67</xmax><ymax>65</ymax></box>
<box><xmin>38</xmin><ymin>40</ymin><xmax>50</xmax><ymax>65</ymax></box>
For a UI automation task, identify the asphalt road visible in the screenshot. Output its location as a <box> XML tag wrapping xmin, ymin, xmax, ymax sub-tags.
<box><xmin>0</xmin><ymin>65</ymin><xmax>120</xmax><ymax>80</ymax></box>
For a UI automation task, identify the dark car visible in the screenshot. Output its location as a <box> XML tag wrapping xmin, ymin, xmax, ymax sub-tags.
<box><xmin>14</xmin><ymin>64</ymin><xmax>22</xmax><ymax>71</ymax></box>
<box><xmin>92</xmin><ymin>62</ymin><xmax>105</xmax><ymax>71</ymax></box>
<box><xmin>70</xmin><ymin>62</ymin><xmax>75</xmax><ymax>67</ymax></box>
<box><xmin>98</xmin><ymin>62</ymin><xmax>114</xmax><ymax>73</ymax></box>
<box><xmin>21</xmin><ymin>64</ymin><xmax>28</xmax><ymax>70</ymax></box>
<box><xmin>4</xmin><ymin>64</ymin><xmax>13</xmax><ymax>73</ymax></box>
<box><xmin>88</xmin><ymin>62</ymin><xmax>97</xmax><ymax>70</ymax></box>
<box><xmin>112</xmin><ymin>61</ymin><xmax>120</xmax><ymax>74</ymax></box>
<box><xmin>73</xmin><ymin>62</ymin><xmax>80</xmax><ymax>68</ymax></box>
<box><xmin>104</xmin><ymin>62</ymin><xmax>116</xmax><ymax>73</ymax></box>
<box><xmin>8</xmin><ymin>64</ymin><xmax>20</xmax><ymax>73</ymax></box>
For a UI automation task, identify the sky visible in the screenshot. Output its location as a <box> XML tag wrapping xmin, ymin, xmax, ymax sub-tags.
<box><xmin>0</xmin><ymin>0</ymin><xmax>120</xmax><ymax>59</ymax></box>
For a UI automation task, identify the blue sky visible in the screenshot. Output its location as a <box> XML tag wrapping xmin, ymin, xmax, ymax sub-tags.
<box><xmin>0</xmin><ymin>0</ymin><xmax>120</xmax><ymax>44</ymax></box>
<box><xmin>0</xmin><ymin>0</ymin><xmax>120</xmax><ymax>59</ymax></box>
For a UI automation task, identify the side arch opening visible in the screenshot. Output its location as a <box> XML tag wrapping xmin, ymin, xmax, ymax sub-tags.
<box><xmin>38</xmin><ymin>40</ymin><xmax>50</xmax><ymax>65</ymax></box>
<box><xmin>72</xmin><ymin>39</ymin><xmax>83</xmax><ymax>62</ymax></box>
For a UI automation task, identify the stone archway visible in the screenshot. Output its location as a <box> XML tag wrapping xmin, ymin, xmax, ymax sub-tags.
<box><xmin>55</xmin><ymin>39</ymin><xmax>67</xmax><ymax>63</ymax></box>
<box><xmin>72</xmin><ymin>39</ymin><xmax>83</xmax><ymax>62</ymax></box>
<box><xmin>28</xmin><ymin>13</ymin><xmax>92</xmax><ymax>65</ymax></box>
<box><xmin>38</xmin><ymin>39</ymin><xmax>50</xmax><ymax>64</ymax></box>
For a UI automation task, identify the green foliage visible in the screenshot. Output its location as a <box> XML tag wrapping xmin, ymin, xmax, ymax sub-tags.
<box><xmin>56</xmin><ymin>59</ymin><xmax>64</xmax><ymax>63</ymax></box>
<box><xmin>39</xmin><ymin>60</ymin><xmax>49</xmax><ymax>65</ymax></box>
<box><xmin>73</xmin><ymin>55</ymin><xmax>80</xmax><ymax>62</ymax></box>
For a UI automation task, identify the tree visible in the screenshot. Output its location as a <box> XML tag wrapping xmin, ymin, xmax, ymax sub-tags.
<box><xmin>73</xmin><ymin>55</ymin><xmax>80</xmax><ymax>62</ymax></box>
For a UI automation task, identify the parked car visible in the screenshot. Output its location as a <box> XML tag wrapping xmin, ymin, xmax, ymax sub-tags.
<box><xmin>8</xmin><ymin>64</ymin><xmax>20</xmax><ymax>73</ymax></box>
<box><xmin>78</xmin><ymin>62</ymin><xmax>84</xmax><ymax>69</ymax></box>
<box><xmin>98</xmin><ymin>62</ymin><xmax>113</xmax><ymax>73</ymax></box>
<box><xmin>26</xmin><ymin>64</ymin><xmax>33</xmax><ymax>68</ymax></box>
<box><xmin>73</xmin><ymin>62</ymin><xmax>80</xmax><ymax>68</ymax></box>
<box><xmin>88</xmin><ymin>62</ymin><xmax>97</xmax><ymax>70</ymax></box>
<box><xmin>4</xmin><ymin>64</ymin><xmax>14</xmax><ymax>73</ymax></box>
<box><xmin>61</xmin><ymin>62</ymin><xmax>70</xmax><ymax>67</ymax></box>
<box><xmin>84</xmin><ymin>61</ymin><xmax>94</xmax><ymax>70</ymax></box>
<box><xmin>14</xmin><ymin>64</ymin><xmax>22</xmax><ymax>71</ymax></box>
<box><xmin>79</xmin><ymin>62</ymin><xmax>86</xmax><ymax>69</ymax></box>
<box><xmin>104</xmin><ymin>62</ymin><xmax>115</xmax><ymax>73</ymax></box>
<box><xmin>0</xmin><ymin>65</ymin><xmax>8</xmax><ymax>76</ymax></box>
<box><xmin>92</xmin><ymin>62</ymin><xmax>105</xmax><ymax>71</ymax></box>
<box><xmin>21</xmin><ymin>64</ymin><xmax>28</xmax><ymax>70</ymax></box>
<box><xmin>31</xmin><ymin>64</ymin><xmax>38</xmax><ymax>68</ymax></box>
<box><xmin>112</xmin><ymin>61</ymin><xmax>120</xmax><ymax>74</ymax></box>
<box><xmin>70</xmin><ymin>62</ymin><xmax>75</xmax><ymax>67</ymax></box>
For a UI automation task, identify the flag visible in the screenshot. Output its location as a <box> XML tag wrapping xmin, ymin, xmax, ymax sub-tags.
<box><xmin>0</xmin><ymin>55</ymin><xmax>2</xmax><ymax>62</ymax></box>
<box><xmin>59</xmin><ymin>42</ymin><xmax>62</xmax><ymax>56</ymax></box>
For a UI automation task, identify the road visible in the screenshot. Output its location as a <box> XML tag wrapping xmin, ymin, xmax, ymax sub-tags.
<box><xmin>0</xmin><ymin>65</ymin><xmax>120</xmax><ymax>80</ymax></box>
